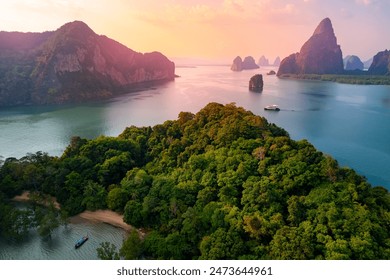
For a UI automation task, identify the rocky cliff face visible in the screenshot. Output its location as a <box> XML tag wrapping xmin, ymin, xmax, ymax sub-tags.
<box><xmin>344</xmin><ymin>55</ymin><xmax>364</xmax><ymax>71</ymax></box>
<box><xmin>368</xmin><ymin>50</ymin><xmax>390</xmax><ymax>75</ymax></box>
<box><xmin>0</xmin><ymin>21</ymin><xmax>175</xmax><ymax>106</ymax></box>
<box><xmin>277</xmin><ymin>18</ymin><xmax>344</xmax><ymax>76</ymax></box>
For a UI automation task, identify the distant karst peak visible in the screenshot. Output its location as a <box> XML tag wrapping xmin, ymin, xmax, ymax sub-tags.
<box><xmin>57</xmin><ymin>20</ymin><xmax>95</xmax><ymax>35</ymax></box>
<box><xmin>231</xmin><ymin>55</ymin><xmax>259</xmax><ymax>71</ymax></box>
<box><xmin>368</xmin><ymin>49</ymin><xmax>390</xmax><ymax>75</ymax></box>
<box><xmin>277</xmin><ymin>18</ymin><xmax>343</xmax><ymax>76</ymax></box>
<box><xmin>312</xmin><ymin>17</ymin><xmax>334</xmax><ymax>36</ymax></box>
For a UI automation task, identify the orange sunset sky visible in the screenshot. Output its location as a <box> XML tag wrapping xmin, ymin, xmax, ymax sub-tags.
<box><xmin>1</xmin><ymin>0</ymin><xmax>389</xmax><ymax>63</ymax></box>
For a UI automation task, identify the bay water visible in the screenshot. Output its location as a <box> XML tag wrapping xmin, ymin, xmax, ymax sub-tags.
<box><xmin>0</xmin><ymin>221</ymin><xmax>126</xmax><ymax>259</ymax></box>
<box><xmin>1</xmin><ymin>65</ymin><xmax>389</xmax><ymax>188</ymax></box>
<box><xmin>1</xmin><ymin>65</ymin><xmax>390</xmax><ymax>259</ymax></box>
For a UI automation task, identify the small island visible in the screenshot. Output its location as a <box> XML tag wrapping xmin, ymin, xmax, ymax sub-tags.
<box><xmin>231</xmin><ymin>56</ymin><xmax>259</xmax><ymax>71</ymax></box>
<box><xmin>267</xmin><ymin>70</ymin><xmax>276</xmax><ymax>75</ymax></box>
<box><xmin>277</xmin><ymin>18</ymin><xmax>390</xmax><ymax>85</ymax></box>
<box><xmin>1</xmin><ymin>103</ymin><xmax>389</xmax><ymax>260</ymax></box>
<box><xmin>249</xmin><ymin>74</ymin><xmax>264</xmax><ymax>92</ymax></box>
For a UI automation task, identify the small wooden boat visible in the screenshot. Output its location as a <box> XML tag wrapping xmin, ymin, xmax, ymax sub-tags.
<box><xmin>264</xmin><ymin>105</ymin><xmax>280</xmax><ymax>111</ymax></box>
<box><xmin>75</xmin><ymin>235</ymin><xmax>89</xmax><ymax>249</ymax></box>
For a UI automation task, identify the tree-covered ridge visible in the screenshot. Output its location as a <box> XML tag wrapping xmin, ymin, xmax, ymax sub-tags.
<box><xmin>0</xmin><ymin>102</ymin><xmax>389</xmax><ymax>259</ymax></box>
<box><xmin>278</xmin><ymin>73</ymin><xmax>390</xmax><ymax>85</ymax></box>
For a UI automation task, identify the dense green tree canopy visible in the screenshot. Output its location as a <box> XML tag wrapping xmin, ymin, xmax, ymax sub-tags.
<box><xmin>1</xmin><ymin>102</ymin><xmax>389</xmax><ymax>259</ymax></box>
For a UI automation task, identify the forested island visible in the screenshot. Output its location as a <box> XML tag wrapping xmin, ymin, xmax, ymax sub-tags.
<box><xmin>0</xmin><ymin>21</ymin><xmax>175</xmax><ymax>106</ymax></box>
<box><xmin>277</xmin><ymin>73</ymin><xmax>390</xmax><ymax>85</ymax></box>
<box><xmin>0</xmin><ymin>103</ymin><xmax>389</xmax><ymax>259</ymax></box>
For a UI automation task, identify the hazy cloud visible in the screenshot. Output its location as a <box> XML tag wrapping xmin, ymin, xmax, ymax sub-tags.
<box><xmin>135</xmin><ymin>0</ymin><xmax>315</xmax><ymax>27</ymax></box>
<box><xmin>356</xmin><ymin>0</ymin><xmax>372</xmax><ymax>5</ymax></box>
<box><xmin>1</xmin><ymin>0</ymin><xmax>389</xmax><ymax>60</ymax></box>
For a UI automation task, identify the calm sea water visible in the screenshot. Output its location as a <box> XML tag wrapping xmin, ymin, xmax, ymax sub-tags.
<box><xmin>1</xmin><ymin>65</ymin><xmax>389</xmax><ymax>188</ymax></box>
<box><xmin>0</xmin><ymin>221</ymin><xmax>126</xmax><ymax>260</ymax></box>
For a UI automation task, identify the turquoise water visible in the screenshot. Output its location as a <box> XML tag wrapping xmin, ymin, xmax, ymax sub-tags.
<box><xmin>0</xmin><ymin>222</ymin><xmax>126</xmax><ymax>260</ymax></box>
<box><xmin>1</xmin><ymin>65</ymin><xmax>389</xmax><ymax>189</ymax></box>
<box><xmin>1</xmin><ymin>65</ymin><xmax>390</xmax><ymax>259</ymax></box>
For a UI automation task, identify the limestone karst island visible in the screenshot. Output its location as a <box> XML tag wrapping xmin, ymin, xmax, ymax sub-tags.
<box><xmin>0</xmin><ymin>21</ymin><xmax>175</xmax><ymax>106</ymax></box>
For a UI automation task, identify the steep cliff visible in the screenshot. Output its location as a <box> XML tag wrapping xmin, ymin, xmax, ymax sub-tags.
<box><xmin>0</xmin><ymin>21</ymin><xmax>175</xmax><ymax>106</ymax></box>
<box><xmin>277</xmin><ymin>18</ymin><xmax>344</xmax><ymax>76</ymax></box>
<box><xmin>368</xmin><ymin>50</ymin><xmax>390</xmax><ymax>75</ymax></box>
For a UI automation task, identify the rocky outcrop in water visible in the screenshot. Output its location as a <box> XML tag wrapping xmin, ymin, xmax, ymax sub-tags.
<box><xmin>243</xmin><ymin>56</ymin><xmax>259</xmax><ymax>70</ymax></box>
<box><xmin>249</xmin><ymin>74</ymin><xmax>263</xmax><ymax>92</ymax></box>
<box><xmin>231</xmin><ymin>56</ymin><xmax>243</xmax><ymax>71</ymax></box>
<box><xmin>0</xmin><ymin>21</ymin><xmax>175</xmax><ymax>106</ymax></box>
<box><xmin>273</xmin><ymin>56</ymin><xmax>281</xmax><ymax>67</ymax></box>
<box><xmin>368</xmin><ymin>50</ymin><xmax>390</xmax><ymax>75</ymax></box>
<box><xmin>258</xmin><ymin>56</ymin><xmax>269</xmax><ymax>66</ymax></box>
<box><xmin>267</xmin><ymin>70</ymin><xmax>276</xmax><ymax>75</ymax></box>
<box><xmin>231</xmin><ymin>56</ymin><xmax>259</xmax><ymax>71</ymax></box>
<box><xmin>277</xmin><ymin>18</ymin><xmax>344</xmax><ymax>76</ymax></box>
<box><xmin>344</xmin><ymin>55</ymin><xmax>364</xmax><ymax>71</ymax></box>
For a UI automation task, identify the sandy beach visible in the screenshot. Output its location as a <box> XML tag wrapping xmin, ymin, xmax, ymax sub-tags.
<box><xmin>12</xmin><ymin>191</ymin><xmax>132</xmax><ymax>232</ymax></box>
<box><xmin>69</xmin><ymin>210</ymin><xmax>132</xmax><ymax>232</ymax></box>
<box><xmin>12</xmin><ymin>191</ymin><xmax>31</xmax><ymax>202</ymax></box>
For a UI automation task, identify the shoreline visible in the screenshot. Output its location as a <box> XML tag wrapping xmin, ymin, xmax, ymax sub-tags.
<box><xmin>12</xmin><ymin>191</ymin><xmax>132</xmax><ymax>232</ymax></box>
<box><xmin>69</xmin><ymin>210</ymin><xmax>132</xmax><ymax>232</ymax></box>
<box><xmin>12</xmin><ymin>191</ymin><xmax>61</xmax><ymax>209</ymax></box>
<box><xmin>277</xmin><ymin>73</ymin><xmax>390</xmax><ymax>85</ymax></box>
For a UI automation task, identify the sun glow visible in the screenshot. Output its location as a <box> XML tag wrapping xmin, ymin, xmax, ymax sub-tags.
<box><xmin>1</xmin><ymin>0</ymin><xmax>389</xmax><ymax>63</ymax></box>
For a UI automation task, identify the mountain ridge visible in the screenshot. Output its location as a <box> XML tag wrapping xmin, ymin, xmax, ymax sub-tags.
<box><xmin>0</xmin><ymin>21</ymin><xmax>175</xmax><ymax>106</ymax></box>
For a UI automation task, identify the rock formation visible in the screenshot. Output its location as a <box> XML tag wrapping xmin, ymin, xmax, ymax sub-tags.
<box><xmin>0</xmin><ymin>21</ymin><xmax>175</xmax><ymax>106</ymax></box>
<box><xmin>273</xmin><ymin>56</ymin><xmax>281</xmax><ymax>67</ymax></box>
<box><xmin>344</xmin><ymin>55</ymin><xmax>364</xmax><ymax>71</ymax></box>
<box><xmin>242</xmin><ymin>56</ymin><xmax>259</xmax><ymax>70</ymax></box>
<box><xmin>277</xmin><ymin>53</ymin><xmax>299</xmax><ymax>74</ymax></box>
<box><xmin>343</xmin><ymin>55</ymin><xmax>351</xmax><ymax>65</ymax></box>
<box><xmin>267</xmin><ymin>70</ymin><xmax>276</xmax><ymax>75</ymax></box>
<box><xmin>277</xmin><ymin>18</ymin><xmax>344</xmax><ymax>76</ymax></box>
<box><xmin>249</xmin><ymin>74</ymin><xmax>263</xmax><ymax>92</ymax></box>
<box><xmin>363</xmin><ymin>57</ymin><xmax>373</xmax><ymax>69</ymax></box>
<box><xmin>231</xmin><ymin>56</ymin><xmax>243</xmax><ymax>71</ymax></box>
<box><xmin>258</xmin><ymin>56</ymin><xmax>269</xmax><ymax>66</ymax></box>
<box><xmin>368</xmin><ymin>50</ymin><xmax>390</xmax><ymax>75</ymax></box>
<box><xmin>231</xmin><ymin>56</ymin><xmax>259</xmax><ymax>71</ymax></box>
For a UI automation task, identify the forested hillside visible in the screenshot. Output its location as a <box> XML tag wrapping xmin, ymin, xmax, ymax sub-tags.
<box><xmin>0</xmin><ymin>103</ymin><xmax>389</xmax><ymax>259</ymax></box>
